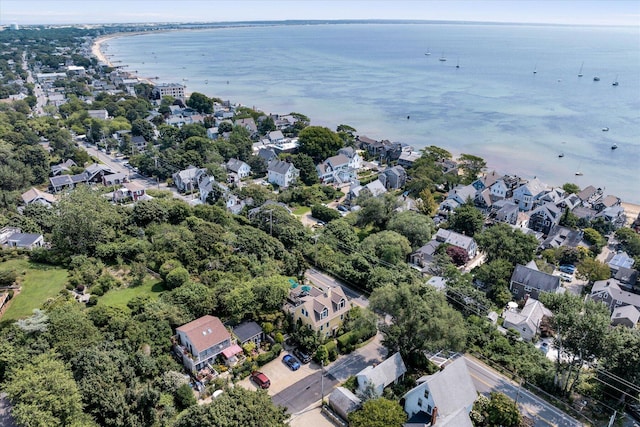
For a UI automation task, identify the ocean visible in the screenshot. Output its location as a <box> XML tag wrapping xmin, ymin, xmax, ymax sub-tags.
<box><xmin>102</xmin><ymin>22</ymin><xmax>640</xmax><ymax>203</ymax></box>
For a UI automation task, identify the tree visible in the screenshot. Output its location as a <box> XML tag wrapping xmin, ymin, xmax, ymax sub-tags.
<box><xmin>370</xmin><ymin>282</ymin><xmax>467</xmax><ymax>362</ymax></box>
<box><xmin>297</xmin><ymin>126</ymin><xmax>343</xmax><ymax>162</ymax></box>
<box><xmin>458</xmin><ymin>153</ymin><xmax>486</xmax><ymax>184</ymax></box>
<box><xmin>0</xmin><ymin>269</ymin><xmax>17</xmax><ymax>287</ymax></box>
<box><xmin>165</xmin><ymin>266</ymin><xmax>190</xmax><ymax>289</ymax></box>
<box><xmin>355</xmin><ymin>192</ymin><xmax>400</xmax><ymax>230</ymax></box>
<box><xmin>175</xmin><ymin>383</ymin><xmax>196</xmax><ymax>411</ymax></box>
<box><xmin>416</xmin><ymin>187</ymin><xmax>437</xmax><ymax>216</ymax></box>
<box><xmin>5</xmin><ymin>353</ymin><xmax>91</xmax><ymax>427</ymax></box>
<box><xmin>475</xmin><ymin>223</ymin><xmax>538</xmax><ymax>265</ymax></box>
<box><xmin>131</xmin><ymin>118</ymin><xmax>155</xmax><ymax>142</ymax></box>
<box><xmin>387</xmin><ymin>211</ymin><xmax>434</xmax><ymax>250</ymax></box>
<box><xmin>576</xmin><ymin>258</ymin><xmax>610</xmax><ymax>284</ymax></box>
<box><xmin>291</xmin><ymin>153</ymin><xmax>319</xmax><ymax>185</ymax></box>
<box><xmin>311</xmin><ymin>204</ymin><xmax>341</xmax><ymax>223</ymax></box>
<box><xmin>562</xmin><ymin>182</ymin><xmax>580</xmax><ymax>194</ymax></box>
<box><xmin>360</xmin><ymin>231</ymin><xmax>412</xmax><ymax>266</ymax></box>
<box><xmin>449</xmin><ymin>202</ymin><xmax>484</xmax><ymax>237</ymax></box>
<box><xmin>484</xmin><ymin>392</ymin><xmax>522</xmax><ymax>427</ymax></box>
<box><xmin>446</xmin><ymin>245</ymin><xmax>469</xmax><ymax>266</ymax></box>
<box><xmin>336</xmin><ymin>124</ymin><xmax>357</xmax><ymax>146</ymax></box>
<box><xmin>174</xmin><ymin>386</ymin><xmax>287</xmax><ymax>427</ymax></box>
<box><xmin>473</xmin><ymin>259</ymin><xmax>514</xmax><ymax>305</ymax></box>
<box><xmin>186</xmin><ymin>92</ymin><xmax>213</xmax><ymax>114</ymax></box>
<box><xmin>348</xmin><ymin>398</ymin><xmax>407</xmax><ymax>427</ymax></box>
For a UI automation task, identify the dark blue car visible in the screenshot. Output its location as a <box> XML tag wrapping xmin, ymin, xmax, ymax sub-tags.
<box><xmin>559</xmin><ymin>265</ymin><xmax>576</xmax><ymax>274</ymax></box>
<box><xmin>283</xmin><ymin>354</ymin><xmax>301</xmax><ymax>371</ymax></box>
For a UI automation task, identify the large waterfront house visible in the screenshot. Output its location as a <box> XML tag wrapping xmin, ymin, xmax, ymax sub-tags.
<box><xmin>174</xmin><ymin>315</ymin><xmax>232</xmax><ymax>374</ymax></box>
<box><xmin>287</xmin><ymin>285</ymin><xmax>350</xmax><ymax>337</ymax></box>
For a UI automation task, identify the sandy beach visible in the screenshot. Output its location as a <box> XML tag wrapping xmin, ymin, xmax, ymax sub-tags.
<box><xmin>91</xmin><ymin>34</ymin><xmax>118</xmax><ymax>67</ymax></box>
<box><xmin>621</xmin><ymin>202</ymin><xmax>640</xmax><ymax>227</ymax></box>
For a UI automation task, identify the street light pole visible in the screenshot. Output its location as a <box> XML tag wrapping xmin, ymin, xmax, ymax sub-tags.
<box><xmin>321</xmin><ymin>360</ymin><xmax>324</xmax><ymax>406</ymax></box>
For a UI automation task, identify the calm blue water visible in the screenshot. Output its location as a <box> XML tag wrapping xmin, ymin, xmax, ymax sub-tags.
<box><xmin>103</xmin><ymin>23</ymin><xmax>640</xmax><ymax>203</ymax></box>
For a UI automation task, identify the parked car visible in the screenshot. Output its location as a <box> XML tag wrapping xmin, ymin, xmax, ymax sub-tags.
<box><xmin>293</xmin><ymin>348</ymin><xmax>312</xmax><ymax>364</ymax></box>
<box><xmin>250</xmin><ymin>371</ymin><xmax>271</xmax><ymax>389</ymax></box>
<box><xmin>283</xmin><ymin>354</ymin><xmax>301</xmax><ymax>371</ymax></box>
<box><xmin>559</xmin><ymin>265</ymin><xmax>576</xmax><ymax>274</ymax></box>
<box><xmin>559</xmin><ymin>273</ymin><xmax>572</xmax><ymax>282</ymax></box>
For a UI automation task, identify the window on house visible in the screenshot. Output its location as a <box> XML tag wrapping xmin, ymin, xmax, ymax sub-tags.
<box><xmin>320</xmin><ymin>308</ymin><xmax>328</xmax><ymax>319</ymax></box>
<box><xmin>339</xmin><ymin>299</ymin><xmax>345</xmax><ymax>309</ymax></box>
<box><xmin>418</xmin><ymin>398</ymin><xmax>423</xmax><ymax>407</ymax></box>
<box><xmin>524</xmin><ymin>286</ymin><xmax>532</xmax><ymax>292</ymax></box>
<box><xmin>427</xmin><ymin>405</ymin><xmax>433</xmax><ymax>413</ymax></box>
<box><xmin>320</xmin><ymin>325</ymin><xmax>323</xmax><ymax>331</ymax></box>
<box><xmin>424</xmin><ymin>390</ymin><xmax>429</xmax><ymax>399</ymax></box>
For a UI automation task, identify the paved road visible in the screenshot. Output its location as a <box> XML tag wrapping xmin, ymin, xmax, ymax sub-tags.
<box><xmin>465</xmin><ymin>356</ymin><xmax>585</xmax><ymax>427</ymax></box>
<box><xmin>272</xmin><ymin>333</ymin><xmax>386</xmax><ymax>415</ymax></box>
<box><xmin>305</xmin><ymin>268</ymin><xmax>369</xmax><ymax>308</ymax></box>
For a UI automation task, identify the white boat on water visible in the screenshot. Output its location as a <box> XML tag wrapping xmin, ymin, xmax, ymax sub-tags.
<box><xmin>439</xmin><ymin>52</ymin><xmax>446</xmax><ymax>62</ymax></box>
<box><xmin>578</xmin><ymin>62</ymin><xmax>583</xmax><ymax>77</ymax></box>
<box><xmin>611</xmin><ymin>143</ymin><xmax>618</xmax><ymax>150</ymax></box>
<box><xmin>575</xmin><ymin>171</ymin><xmax>583</xmax><ymax>176</ymax></box>
<box><xmin>602</xmin><ymin>127</ymin><xmax>609</xmax><ymax>132</ymax></box>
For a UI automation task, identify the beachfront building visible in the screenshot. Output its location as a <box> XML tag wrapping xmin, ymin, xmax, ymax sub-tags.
<box><xmin>152</xmin><ymin>83</ymin><xmax>185</xmax><ymax>100</ymax></box>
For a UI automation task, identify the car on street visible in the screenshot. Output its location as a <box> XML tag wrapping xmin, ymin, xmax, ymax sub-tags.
<box><xmin>283</xmin><ymin>354</ymin><xmax>301</xmax><ymax>371</ymax></box>
<box><xmin>250</xmin><ymin>371</ymin><xmax>271</xmax><ymax>389</ymax></box>
<box><xmin>559</xmin><ymin>264</ymin><xmax>576</xmax><ymax>274</ymax></box>
<box><xmin>559</xmin><ymin>273</ymin><xmax>572</xmax><ymax>282</ymax></box>
<box><xmin>293</xmin><ymin>348</ymin><xmax>312</xmax><ymax>364</ymax></box>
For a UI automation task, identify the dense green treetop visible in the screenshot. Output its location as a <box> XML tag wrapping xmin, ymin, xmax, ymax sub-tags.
<box><xmin>297</xmin><ymin>126</ymin><xmax>343</xmax><ymax>162</ymax></box>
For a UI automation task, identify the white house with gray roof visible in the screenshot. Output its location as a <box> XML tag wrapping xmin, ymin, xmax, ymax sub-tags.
<box><xmin>434</xmin><ymin>228</ymin><xmax>478</xmax><ymax>259</ymax></box>
<box><xmin>356</xmin><ymin>352</ymin><xmax>406</xmax><ymax>398</ymax></box>
<box><xmin>267</xmin><ymin>160</ymin><xmax>299</xmax><ymax>188</ymax></box>
<box><xmin>502</xmin><ymin>297</ymin><xmax>552</xmax><ymax>341</ymax></box>
<box><xmin>513</xmin><ymin>177</ymin><xmax>548</xmax><ymax>211</ymax></box>
<box><xmin>402</xmin><ymin>357</ymin><xmax>476</xmax><ymax>427</ymax></box>
<box><xmin>226</xmin><ymin>158</ymin><xmax>251</xmax><ymax>179</ymax></box>
<box><xmin>590</xmin><ymin>279</ymin><xmax>640</xmax><ymax>325</ymax></box>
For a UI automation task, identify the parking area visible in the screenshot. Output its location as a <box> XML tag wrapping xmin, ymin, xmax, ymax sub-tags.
<box><xmin>236</xmin><ymin>351</ymin><xmax>322</xmax><ymax>396</ymax></box>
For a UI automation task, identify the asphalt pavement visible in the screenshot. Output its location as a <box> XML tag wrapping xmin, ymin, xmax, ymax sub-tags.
<box><xmin>465</xmin><ymin>355</ymin><xmax>586</xmax><ymax>427</ymax></box>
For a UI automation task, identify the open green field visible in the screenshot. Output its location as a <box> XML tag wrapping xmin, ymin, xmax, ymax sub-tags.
<box><xmin>98</xmin><ymin>278</ymin><xmax>165</xmax><ymax>310</ymax></box>
<box><xmin>292</xmin><ymin>206</ymin><xmax>311</xmax><ymax>216</ymax></box>
<box><xmin>1</xmin><ymin>258</ymin><xmax>68</xmax><ymax>321</ymax></box>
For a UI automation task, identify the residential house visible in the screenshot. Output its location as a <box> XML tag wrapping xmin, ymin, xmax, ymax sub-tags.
<box><xmin>346</xmin><ymin>179</ymin><xmax>387</xmax><ymax>204</ymax></box>
<box><xmin>131</xmin><ymin>135</ymin><xmax>148</xmax><ymax>152</ymax></box>
<box><xmin>50</xmin><ymin>159</ymin><xmax>76</xmax><ymax>176</ymax></box>
<box><xmin>472</xmin><ymin>170</ymin><xmax>500</xmax><ymax>192</ymax></box>
<box><xmin>613</xmin><ymin>267</ymin><xmax>638</xmax><ymax>287</ymax></box>
<box><xmin>316</xmin><ymin>154</ymin><xmax>352</xmax><ymax>184</ymax></box>
<box><xmin>510</xmin><ymin>264</ymin><xmax>561</xmax><ymax>301</ymax></box>
<box><xmin>611</xmin><ymin>305</ymin><xmax>640</xmax><ymax>328</ymax></box>
<box><xmin>268</xmin><ymin>130</ymin><xmax>285</xmax><ymax>144</ymax></box>
<box><xmin>87</xmin><ymin>109</ymin><xmax>108</xmax><ymax>120</ymax></box>
<box><xmin>494</xmin><ymin>201</ymin><xmax>519</xmax><ymax>225</ymax></box>
<box><xmin>538</xmin><ymin>187</ymin><xmax>566</xmax><ymax>205</ymax></box>
<box><xmin>328</xmin><ymin>387</ymin><xmax>362</xmax><ymax>422</ymax></box>
<box><xmin>257</xmin><ymin>147</ymin><xmax>277</xmax><ymax>165</ymax></box>
<box><xmin>572</xmin><ymin>206</ymin><xmax>598</xmax><ymax>222</ymax></box>
<box><xmin>439</xmin><ymin>184</ymin><xmax>477</xmax><ymax>214</ymax></box>
<box><xmin>558</xmin><ymin>193</ymin><xmax>582</xmax><ymax>211</ymax></box>
<box><xmin>409</xmin><ymin>241</ymin><xmax>441</xmax><ymax>273</ymax></box>
<box><xmin>608</xmin><ymin>252</ymin><xmax>634</xmax><ymax>275</ymax></box>
<box><xmin>113</xmin><ymin>182</ymin><xmax>147</xmax><ymax>202</ymax></box>
<box><xmin>594</xmin><ymin>195</ymin><xmax>620</xmax><ymax>212</ymax></box>
<box><xmin>234</xmin><ymin>117</ymin><xmax>258</xmax><ymax>136</ymax></box>
<box><xmin>336</xmin><ymin>146</ymin><xmax>362</xmax><ymax>170</ymax></box>
<box><xmin>502</xmin><ymin>298</ymin><xmax>552</xmax><ymax>341</ymax></box>
<box><xmin>49</xmin><ymin>173</ymin><xmax>88</xmax><ymax>192</ymax></box>
<box><xmin>102</xmin><ymin>172</ymin><xmax>128</xmax><ymax>186</ymax></box>
<box><xmin>513</xmin><ymin>177</ymin><xmax>547</xmax><ymax>211</ymax></box>
<box><xmin>402</xmin><ymin>357</ymin><xmax>477</xmax><ymax>427</ymax></box>
<box><xmin>232</xmin><ymin>321</ymin><xmax>264</xmax><ymax>346</ymax></box>
<box><xmin>287</xmin><ymin>285</ymin><xmax>350</xmax><ymax>337</ymax></box>
<box><xmin>85</xmin><ymin>164</ymin><xmax>115</xmax><ymax>183</ymax></box>
<box><xmin>489</xmin><ymin>175</ymin><xmax>525</xmax><ymax>200</ymax></box>
<box><xmin>206</xmin><ymin>127</ymin><xmax>219</xmax><ymax>140</ymax></box>
<box><xmin>596</xmin><ymin>205</ymin><xmax>626</xmax><ymax>228</ymax></box>
<box><xmin>590</xmin><ymin>279</ymin><xmax>640</xmax><ymax>327</ymax></box>
<box><xmin>0</xmin><ymin>227</ymin><xmax>45</xmax><ymax>250</ymax></box>
<box><xmin>398</xmin><ymin>148</ymin><xmax>422</xmax><ymax>168</ymax></box>
<box><xmin>174</xmin><ymin>315</ymin><xmax>232</xmax><ymax>373</ymax></box>
<box><xmin>576</xmin><ymin>185</ymin><xmax>601</xmax><ymax>205</ymax></box>
<box><xmin>380</xmin><ymin>165</ymin><xmax>407</xmax><ymax>190</ymax></box>
<box><xmin>540</xmin><ymin>226</ymin><xmax>585</xmax><ymax>250</ymax></box>
<box><xmin>528</xmin><ymin>202</ymin><xmax>562</xmax><ymax>235</ymax></box>
<box><xmin>21</xmin><ymin>187</ymin><xmax>56</xmax><ymax>207</ymax></box>
<box><xmin>267</xmin><ymin>160</ymin><xmax>299</xmax><ymax>188</ymax></box>
<box><xmin>226</xmin><ymin>158</ymin><xmax>251</xmax><ymax>179</ymax></box>
<box><xmin>434</xmin><ymin>228</ymin><xmax>478</xmax><ymax>259</ymax></box>
<box><xmin>356</xmin><ymin>352</ymin><xmax>407</xmax><ymax>397</ymax></box>
<box><xmin>172</xmin><ymin>166</ymin><xmax>206</xmax><ymax>193</ymax></box>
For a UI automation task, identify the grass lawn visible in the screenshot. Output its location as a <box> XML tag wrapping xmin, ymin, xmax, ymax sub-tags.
<box><xmin>1</xmin><ymin>258</ymin><xmax>68</xmax><ymax>321</ymax></box>
<box><xmin>292</xmin><ymin>206</ymin><xmax>311</xmax><ymax>216</ymax></box>
<box><xmin>98</xmin><ymin>278</ymin><xmax>165</xmax><ymax>311</ymax></box>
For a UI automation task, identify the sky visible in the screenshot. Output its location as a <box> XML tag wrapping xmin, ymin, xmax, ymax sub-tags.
<box><xmin>1</xmin><ymin>0</ymin><xmax>639</xmax><ymax>27</ymax></box>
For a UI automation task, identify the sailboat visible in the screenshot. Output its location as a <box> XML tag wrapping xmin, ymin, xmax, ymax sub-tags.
<box><xmin>612</xmin><ymin>75</ymin><xmax>619</xmax><ymax>86</ymax></box>
<box><xmin>578</xmin><ymin>62</ymin><xmax>584</xmax><ymax>77</ymax></box>
<box><xmin>439</xmin><ymin>52</ymin><xmax>446</xmax><ymax>62</ymax></box>
<box><xmin>424</xmin><ymin>48</ymin><xmax>431</xmax><ymax>56</ymax></box>
<box><xmin>533</xmin><ymin>64</ymin><xmax>537</xmax><ymax>74</ymax></box>
<box><xmin>575</xmin><ymin>162</ymin><xmax>583</xmax><ymax>176</ymax></box>
<box><xmin>456</xmin><ymin>58</ymin><xmax>460</xmax><ymax>69</ymax></box>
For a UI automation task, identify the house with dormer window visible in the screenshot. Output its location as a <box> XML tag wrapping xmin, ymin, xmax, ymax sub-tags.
<box><xmin>287</xmin><ymin>285</ymin><xmax>350</xmax><ymax>337</ymax></box>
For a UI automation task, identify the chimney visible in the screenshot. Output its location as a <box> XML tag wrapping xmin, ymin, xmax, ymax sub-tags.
<box><xmin>324</xmin><ymin>286</ymin><xmax>332</xmax><ymax>298</ymax></box>
<box><xmin>431</xmin><ymin>406</ymin><xmax>438</xmax><ymax>425</ymax></box>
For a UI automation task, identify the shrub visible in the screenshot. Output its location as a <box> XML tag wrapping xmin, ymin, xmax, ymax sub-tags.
<box><xmin>91</xmin><ymin>285</ymin><xmax>104</xmax><ymax>296</ymax></box>
<box><xmin>262</xmin><ymin>322</ymin><xmax>274</xmax><ymax>334</ymax></box>
<box><xmin>271</xmin><ymin>343</ymin><xmax>282</xmax><ymax>355</ymax></box>
<box><xmin>0</xmin><ymin>270</ymin><xmax>17</xmax><ymax>287</ymax></box>
<box><xmin>325</xmin><ymin>341</ymin><xmax>338</xmax><ymax>361</ymax></box>
<box><xmin>274</xmin><ymin>332</ymin><xmax>284</xmax><ymax>344</ymax></box>
<box><xmin>7</xmin><ymin>289</ymin><xmax>14</xmax><ymax>300</ymax></box>
<box><xmin>87</xmin><ymin>295</ymin><xmax>98</xmax><ymax>306</ymax></box>
<box><xmin>76</xmin><ymin>284</ymin><xmax>85</xmax><ymax>292</ymax></box>
<box><xmin>337</xmin><ymin>331</ymin><xmax>357</xmax><ymax>352</ymax></box>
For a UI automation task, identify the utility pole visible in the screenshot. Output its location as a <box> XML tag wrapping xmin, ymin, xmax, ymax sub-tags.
<box><xmin>320</xmin><ymin>360</ymin><xmax>324</xmax><ymax>406</ymax></box>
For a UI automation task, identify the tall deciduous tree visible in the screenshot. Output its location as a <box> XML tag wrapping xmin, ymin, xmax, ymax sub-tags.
<box><xmin>297</xmin><ymin>126</ymin><xmax>343</xmax><ymax>162</ymax></box>
<box><xmin>348</xmin><ymin>398</ymin><xmax>407</xmax><ymax>427</ymax></box>
<box><xmin>576</xmin><ymin>258</ymin><xmax>610</xmax><ymax>284</ymax></box>
<box><xmin>458</xmin><ymin>153</ymin><xmax>486</xmax><ymax>184</ymax></box>
<box><xmin>475</xmin><ymin>223</ymin><xmax>538</xmax><ymax>265</ymax></box>
<box><xmin>448</xmin><ymin>202</ymin><xmax>484</xmax><ymax>237</ymax></box>
<box><xmin>387</xmin><ymin>210</ymin><xmax>434</xmax><ymax>250</ymax></box>
<box><xmin>186</xmin><ymin>92</ymin><xmax>213</xmax><ymax>114</ymax></box>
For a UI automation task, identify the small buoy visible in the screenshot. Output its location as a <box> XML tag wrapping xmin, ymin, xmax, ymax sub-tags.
<box><xmin>407</xmin><ymin>115</ymin><xmax>410</xmax><ymax>120</ymax></box>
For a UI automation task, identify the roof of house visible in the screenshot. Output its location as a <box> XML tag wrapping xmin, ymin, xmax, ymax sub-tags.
<box><xmin>357</xmin><ymin>352</ymin><xmax>407</xmax><ymax>391</ymax></box>
<box><xmin>577</xmin><ymin>185</ymin><xmax>598</xmax><ymax>202</ymax></box>
<box><xmin>268</xmin><ymin>130</ymin><xmax>285</xmax><ymax>141</ymax></box>
<box><xmin>426</xmin><ymin>276</ymin><xmax>447</xmax><ymax>291</ymax></box>
<box><xmin>613</xmin><ymin>267</ymin><xmax>638</xmax><ymax>285</ymax></box>
<box><xmin>295</xmin><ymin>286</ymin><xmax>350</xmax><ymax>327</ymax></box>
<box><xmin>21</xmin><ymin>187</ymin><xmax>56</xmax><ymax>204</ymax></box>
<box><xmin>511</xmin><ymin>264</ymin><xmax>560</xmax><ymax>292</ymax></box>
<box><xmin>50</xmin><ymin>174</ymin><xmax>74</xmax><ymax>187</ymax></box>
<box><xmin>515</xmin><ymin>177</ymin><xmax>547</xmax><ymax>197</ymax></box>
<box><xmin>503</xmin><ymin>298</ymin><xmax>552</xmax><ymax>336</ymax></box>
<box><xmin>611</xmin><ymin>305</ymin><xmax>640</xmax><ymax>326</ymax></box>
<box><xmin>176</xmin><ymin>315</ymin><xmax>231</xmax><ymax>354</ymax></box>
<box><xmin>124</xmin><ymin>182</ymin><xmax>145</xmax><ymax>192</ymax></box>
<box><xmin>268</xmin><ymin>159</ymin><xmax>295</xmax><ymax>175</ymax></box>
<box><xmin>531</xmin><ymin>202</ymin><xmax>561</xmax><ymax>220</ymax></box>
<box><xmin>608</xmin><ymin>252</ymin><xmax>635</xmax><ymax>270</ymax></box>
<box><xmin>338</xmin><ymin>146</ymin><xmax>357</xmax><ymax>158</ymax></box>
<box><xmin>591</xmin><ymin>279</ymin><xmax>640</xmax><ymax>309</ymax></box>
<box><xmin>232</xmin><ymin>321</ymin><xmax>263</xmax><ymax>343</ymax></box>
<box><xmin>448</xmin><ymin>184</ymin><xmax>476</xmax><ymax>203</ymax></box>
<box><xmin>227</xmin><ymin>158</ymin><xmax>250</xmax><ymax>173</ymax></box>
<box><xmin>541</xmin><ymin>226</ymin><xmax>586</xmax><ymax>249</ymax></box>
<box><xmin>258</xmin><ymin>148</ymin><xmax>277</xmax><ymax>162</ymax></box>
<box><xmin>329</xmin><ymin>387</ymin><xmax>361</xmax><ymax>418</ymax></box>
<box><xmin>5</xmin><ymin>232</ymin><xmax>43</xmax><ymax>247</ymax></box>
<box><xmin>599</xmin><ymin>195</ymin><xmax>620</xmax><ymax>208</ymax></box>
<box><xmin>434</xmin><ymin>228</ymin><xmax>476</xmax><ymax>252</ymax></box>
<box><xmin>411</xmin><ymin>358</ymin><xmax>476</xmax><ymax>422</ymax></box>
<box><xmin>85</xmin><ymin>163</ymin><xmax>113</xmax><ymax>178</ymax></box>
<box><xmin>476</xmin><ymin>170</ymin><xmax>501</xmax><ymax>189</ymax></box>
